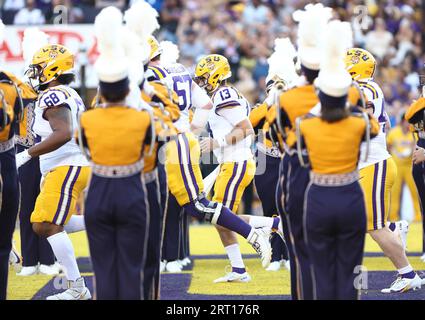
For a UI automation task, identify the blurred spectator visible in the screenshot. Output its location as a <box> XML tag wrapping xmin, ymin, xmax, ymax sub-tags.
<box><xmin>95</xmin><ymin>0</ymin><xmax>126</xmax><ymax>10</ymax></box>
<box><xmin>13</xmin><ymin>0</ymin><xmax>45</xmax><ymax>25</ymax></box>
<box><xmin>243</xmin><ymin>0</ymin><xmax>271</xmax><ymax>25</ymax></box>
<box><xmin>1</xmin><ymin>0</ymin><xmax>25</xmax><ymax>24</ymax></box>
<box><xmin>180</xmin><ymin>29</ymin><xmax>206</xmax><ymax>62</ymax></box>
<box><xmin>365</xmin><ymin>18</ymin><xmax>393</xmax><ymax>60</ymax></box>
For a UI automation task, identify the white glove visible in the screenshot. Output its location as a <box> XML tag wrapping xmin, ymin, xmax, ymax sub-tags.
<box><xmin>264</xmin><ymin>86</ymin><xmax>278</xmax><ymax>107</ymax></box>
<box><xmin>15</xmin><ymin>149</ymin><xmax>32</xmax><ymax>169</ymax></box>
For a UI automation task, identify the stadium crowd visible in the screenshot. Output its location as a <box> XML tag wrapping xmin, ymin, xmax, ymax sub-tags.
<box><xmin>1</xmin><ymin>0</ymin><xmax>424</xmax><ymax>126</ymax></box>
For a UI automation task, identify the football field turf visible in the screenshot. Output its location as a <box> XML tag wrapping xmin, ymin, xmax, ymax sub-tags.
<box><xmin>7</xmin><ymin>222</ymin><xmax>425</xmax><ymax>300</ymax></box>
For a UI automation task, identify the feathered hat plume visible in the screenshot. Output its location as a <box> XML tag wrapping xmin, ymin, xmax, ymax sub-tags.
<box><xmin>159</xmin><ymin>41</ymin><xmax>180</xmax><ymax>66</ymax></box>
<box><xmin>124</xmin><ymin>0</ymin><xmax>160</xmax><ymax>64</ymax></box>
<box><xmin>316</xmin><ymin>20</ymin><xmax>353</xmax><ymax>97</ymax></box>
<box><xmin>22</xmin><ymin>28</ymin><xmax>49</xmax><ymax>66</ymax></box>
<box><xmin>94</xmin><ymin>6</ymin><xmax>128</xmax><ymax>83</ymax></box>
<box><xmin>293</xmin><ymin>3</ymin><xmax>333</xmax><ymax>70</ymax></box>
<box><xmin>266</xmin><ymin>37</ymin><xmax>299</xmax><ymax>89</ymax></box>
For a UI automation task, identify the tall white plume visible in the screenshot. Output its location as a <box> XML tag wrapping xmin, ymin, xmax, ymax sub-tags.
<box><xmin>0</xmin><ymin>19</ymin><xmax>4</xmax><ymax>46</ymax></box>
<box><xmin>124</xmin><ymin>0</ymin><xmax>160</xmax><ymax>64</ymax></box>
<box><xmin>22</xmin><ymin>28</ymin><xmax>49</xmax><ymax>66</ymax></box>
<box><xmin>94</xmin><ymin>6</ymin><xmax>128</xmax><ymax>83</ymax></box>
<box><xmin>292</xmin><ymin>3</ymin><xmax>333</xmax><ymax>70</ymax></box>
<box><xmin>316</xmin><ymin>20</ymin><xmax>353</xmax><ymax>97</ymax></box>
<box><xmin>266</xmin><ymin>37</ymin><xmax>299</xmax><ymax>88</ymax></box>
<box><xmin>160</xmin><ymin>41</ymin><xmax>180</xmax><ymax>66</ymax></box>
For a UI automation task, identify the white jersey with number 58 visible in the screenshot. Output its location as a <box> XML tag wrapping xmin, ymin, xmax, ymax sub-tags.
<box><xmin>33</xmin><ymin>85</ymin><xmax>89</xmax><ymax>175</ymax></box>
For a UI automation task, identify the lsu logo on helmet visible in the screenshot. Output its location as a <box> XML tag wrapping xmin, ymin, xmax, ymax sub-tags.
<box><xmin>26</xmin><ymin>44</ymin><xmax>74</xmax><ymax>91</ymax></box>
<box><xmin>344</xmin><ymin>48</ymin><xmax>376</xmax><ymax>82</ymax></box>
<box><xmin>194</xmin><ymin>54</ymin><xmax>231</xmax><ymax>93</ymax></box>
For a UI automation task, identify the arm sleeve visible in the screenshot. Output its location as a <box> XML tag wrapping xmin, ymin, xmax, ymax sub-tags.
<box><xmin>217</xmin><ymin>105</ymin><xmax>248</xmax><ymax>126</ymax></box>
<box><xmin>191</xmin><ymin>82</ymin><xmax>211</xmax><ymax>109</ymax></box>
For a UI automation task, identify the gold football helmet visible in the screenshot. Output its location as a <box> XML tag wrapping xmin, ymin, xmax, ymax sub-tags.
<box><xmin>148</xmin><ymin>35</ymin><xmax>162</xmax><ymax>60</ymax></box>
<box><xmin>345</xmin><ymin>48</ymin><xmax>376</xmax><ymax>82</ymax></box>
<box><xmin>194</xmin><ymin>54</ymin><xmax>231</xmax><ymax>93</ymax></box>
<box><xmin>26</xmin><ymin>44</ymin><xmax>74</xmax><ymax>90</ymax></box>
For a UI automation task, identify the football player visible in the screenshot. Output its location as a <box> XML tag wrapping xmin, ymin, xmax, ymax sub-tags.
<box><xmin>15</xmin><ymin>27</ymin><xmax>58</xmax><ymax>277</ymax></box>
<box><xmin>345</xmin><ymin>48</ymin><xmax>423</xmax><ymax>293</ymax></box>
<box><xmin>0</xmin><ymin>18</ymin><xmax>27</xmax><ymax>299</ymax></box>
<box><xmin>15</xmin><ymin>44</ymin><xmax>91</xmax><ymax>300</ymax></box>
<box><xmin>195</xmin><ymin>54</ymin><xmax>283</xmax><ymax>283</ymax></box>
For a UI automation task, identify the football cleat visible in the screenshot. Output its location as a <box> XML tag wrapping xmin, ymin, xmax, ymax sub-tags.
<box><xmin>247</xmin><ymin>229</ymin><xmax>272</xmax><ymax>268</ymax></box>
<box><xmin>9</xmin><ymin>243</ymin><xmax>22</xmax><ymax>272</ymax></box>
<box><xmin>381</xmin><ymin>274</ymin><xmax>422</xmax><ymax>293</ymax></box>
<box><xmin>213</xmin><ymin>271</ymin><xmax>251</xmax><ymax>283</ymax></box>
<box><xmin>282</xmin><ymin>259</ymin><xmax>291</xmax><ymax>271</ymax></box>
<box><xmin>17</xmin><ymin>266</ymin><xmax>38</xmax><ymax>276</ymax></box>
<box><xmin>46</xmin><ymin>277</ymin><xmax>91</xmax><ymax>300</ymax></box>
<box><xmin>165</xmin><ymin>260</ymin><xmax>183</xmax><ymax>273</ymax></box>
<box><xmin>266</xmin><ymin>261</ymin><xmax>281</xmax><ymax>272</ymax></box>
<box><xmin>395</xmin><ymin>220</ymin><xmax>409</xmax><ymax>250</ymax></box>
<box><xmin>39</xmin><ymin>264</ymin><xmax>61</xmax><ymax>276</ymax></box>
<box><xmin>420</xmin><ymin>253</ymin><xmax>425</xmax><ymax>263</ymax></box>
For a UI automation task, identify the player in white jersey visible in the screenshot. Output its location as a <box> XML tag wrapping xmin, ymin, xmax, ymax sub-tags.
<box><xmin>195</xmin><ymin>54</ymin><xmax>282</xmax><ymax>283</ymax></box>
<box><xmin>15</xmin><ymin>44</ymin><xmax>91</xmax><ymax>300</ymax></box>
<box><xmin>346</xmin><ymin>48</ymin><xmax>423</xmax><ymax>293</ymax></box>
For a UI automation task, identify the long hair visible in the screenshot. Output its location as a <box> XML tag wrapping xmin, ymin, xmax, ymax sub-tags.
<box><xmin>319</xmin><ymin>91</ymin><xmax>349</xmax><ymax>123</ymax></box>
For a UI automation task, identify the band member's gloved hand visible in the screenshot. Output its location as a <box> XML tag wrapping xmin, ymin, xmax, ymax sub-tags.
<box><xmin>15</xmin><ymin>149</ymin><xmax>32</xmax><ymax>169</ymax></box>
<box><xmin>413</xmin><ymin>146</ymin><xmax>425</xmax><ymax>165</ymax></box>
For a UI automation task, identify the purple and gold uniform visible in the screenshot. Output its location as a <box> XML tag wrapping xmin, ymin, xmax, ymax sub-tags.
<box><xmin>0</xmin><ymin>71</ymin><xmax>24</xmax><ymax>299</ymax></box>
<box><xmin>79</xmin><ymin>103</ymin><xmax>152</xmax><ymax>300</ymax></box>
<box><xmin>298</xmin><ymin>111</ymin><xmax>379</xmax><ymax>299</ymax></box>
<box><xmin>266</xmin><ymin>83</ymin><xmax>318</xmax><ymax>300</ymax></box>
<box><xmin>249</xmin><ymin>103</ymin><xmax>288</xmax><ymax>263</ymax></box>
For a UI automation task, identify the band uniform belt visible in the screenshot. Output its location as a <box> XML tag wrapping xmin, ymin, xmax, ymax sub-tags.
<box><xmin>257</xmin><ymin>142</ymin><xmax>281</xmax><ymax>158</ymax></box>
<box><xmin>92</xmin><ymin>160</ymin><xmax>144</xmax><ymax>178</ymax></box>
<box><xmin>0</xmin><ymin>138</ymin><xmax>15</xmax><ymax>153</ymax></box>
<box><xmin>143</xmin><ymin>168</ymin><xmax>157</xmax><ymax>184</ymax></box>
<box><xmin>310</xmin><ymin>171</ymin><xmax>359</xmax><ymax>187</ymax></box>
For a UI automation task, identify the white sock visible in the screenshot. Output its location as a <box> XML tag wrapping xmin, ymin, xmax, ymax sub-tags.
<box><xmin>225</xmin><ymin>243</ymin><xmax>245</xmax><ymax>270</ymax></box>
<box><xmin>398</xmin><ymin>264</ymin><xmax>413</xmax><ymax>275</ymax></box>
<box><xmin>248</xmin><ymin>216</ymin><xmax>274</xmax><ymax>229</ymax></box>
<box><xmin>47</xmin><ymin>231</ymin><xmax>81</xmax><ymax>281</ymax></box>
<box><xmin>64</xmin><ymin>215</ymin><xmax>85</xmax><ymax>234</ymax></box>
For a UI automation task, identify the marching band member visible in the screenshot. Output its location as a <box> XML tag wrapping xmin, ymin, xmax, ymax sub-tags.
<box><xmin>78</xmin><ymin>7</ymin><xmax>153</xmax><ymax>300</ymax></box>
<box><xmin>124</xmin><ymin>0</ymin><xmax>179</xmax><ymax>298</ymax></box>
<box><xmin>14</xmin><ymin>42</ymin><xmax>91</xmax><ymax>300</ymax></box>
<box><xmin>0</xmin><ymin>19</ymin><xmax>26</xmax><ymax>299</ymax></box>
<box><xmin>296</xmin><ymin>20</ymin><xmax>380</xmax><ymax>300</ymax></box>
<box><xmin>195</xmin><ymin>54</ymin><xmax>283</xmax><ymax>282</ymax></box>
<box><xmin>405</xmin><ymin>95</ymin><xmax>425</xmax><ymax>262</ymax></box>
<box><xmin>265</xmin><ymin>3</ymin><xmax>331</xmax><ymax>299</ymax></box>
<box><xmin>249</xmin><ymin>38</ymin><xmax>298</xmax><ymax>272</ymax></box>
<box><xmin>345</xmin><ymin>48</ymin><xmax>424</xmax><ymax>293</ymax></box>
<box><xmin>15</xmin><ymin>27</ymin><xmax>57</xmax><ymax>277</ymax></box>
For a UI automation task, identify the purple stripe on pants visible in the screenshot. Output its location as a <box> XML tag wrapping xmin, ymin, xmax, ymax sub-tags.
<box><xmin>52</xmin><ymin>166</ymin><xmax>73</xmax><ymax>224</ymax></box>
<box><xmin>177</xmin><ymin>136</ymin><xmax>193</xmax><ymax>202</ymax></box>
<box><xmin>222</xmin><ymin>163</ymin><xmax>238</xmax><ymax>208</ymax></box>
<box><xmin>182</xmin><ymin>133</ymin><xmax>200</xmax><ymax>196</ymax></box>
<box><xmin>372</xmin><ymin>163</ymin><xmax>379</xmax><ymax>230</ymax></box>
<box><xmin>380</xmin><ymin>160</ymin><xmax>387</xmax><ymax>228</ymax></box>
<box><xmin>229</xmin><ymin>161</ymin><xmax>247</xmax><ymax>211</ymax></box>
<box><xmin>59</xmin><ymin>166</ymin><xmax>82</xmax><ymax>226</ymax></box>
